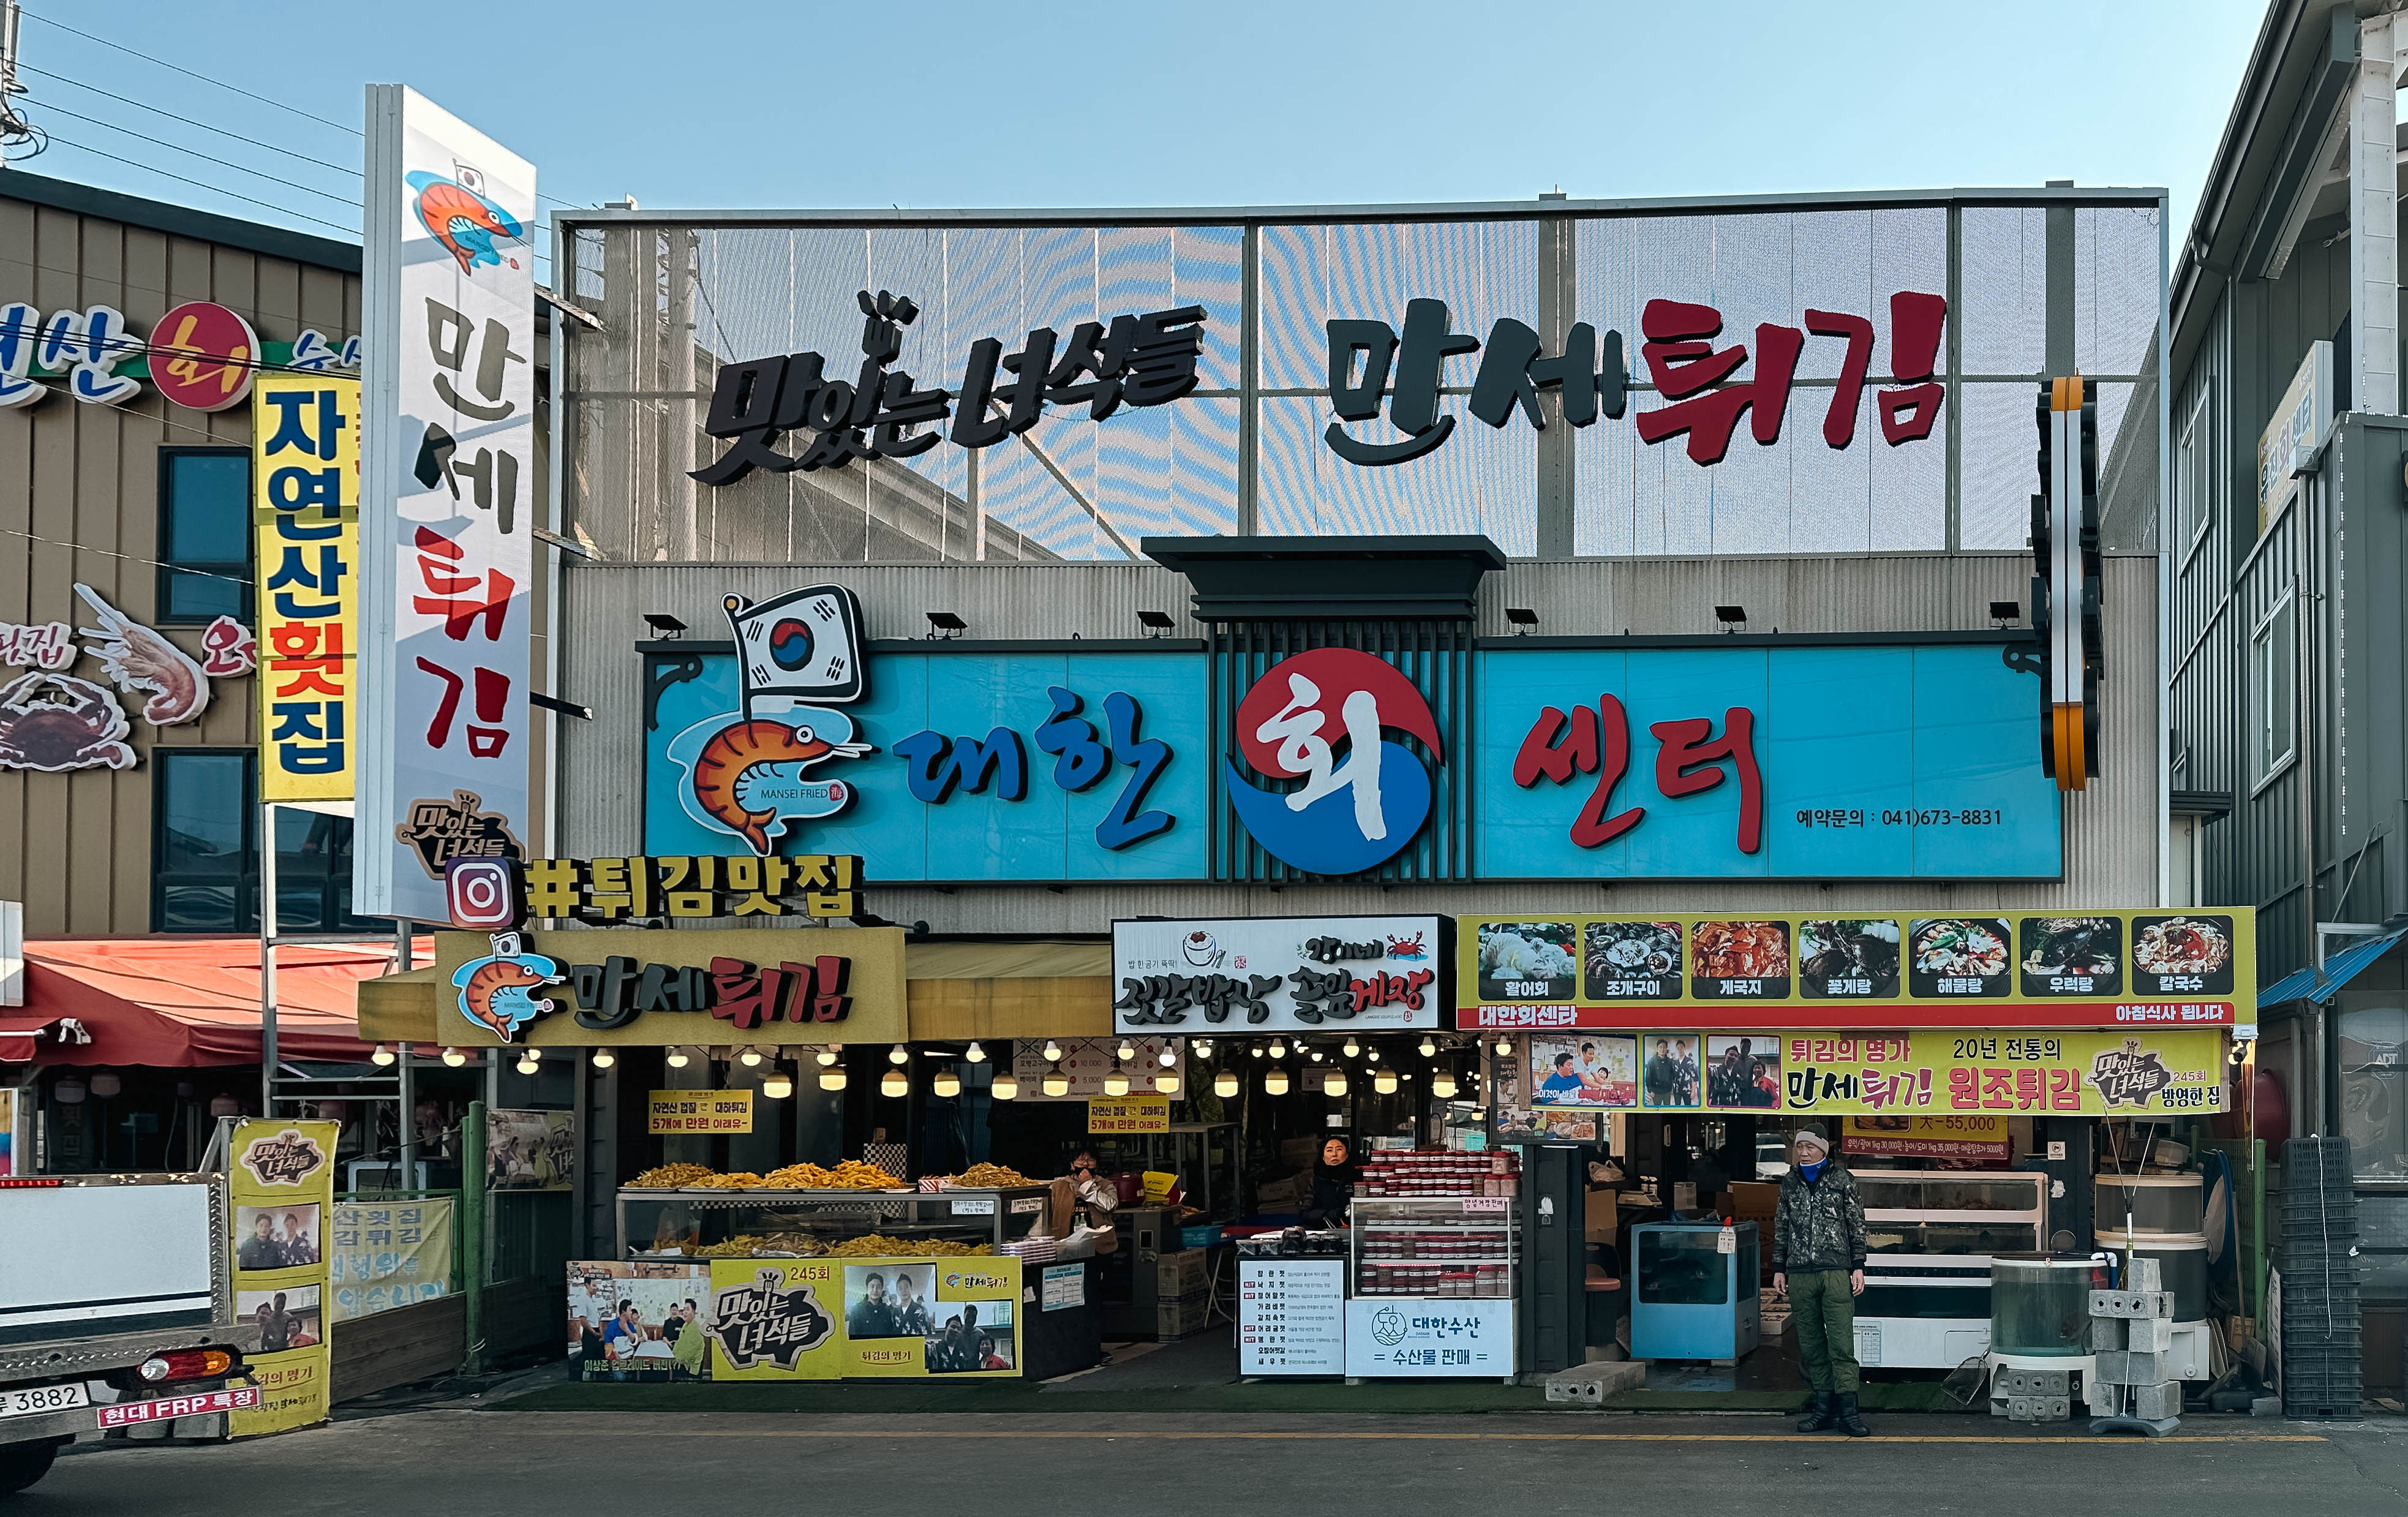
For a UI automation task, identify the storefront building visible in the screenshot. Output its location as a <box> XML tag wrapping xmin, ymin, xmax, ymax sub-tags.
<box><xmin>2161</xmin><ymin>1</ymin><xmax>2408</xmax><ymax>1391</ymax></box>
<box><xmin>353</xmin><ymin>182</ymin><xmax>2203</xmax><ymax>1381</ymax></box>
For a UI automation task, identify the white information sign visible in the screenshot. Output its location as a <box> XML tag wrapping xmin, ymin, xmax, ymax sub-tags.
<box><xmin>1238</xmin><ymin>1259</ymin><xmax>1347</xmax><ymax>1376</ymax></box>
<box><xmin>358</xmin><ymin>85</ymin><xmax>538</xmax><ymax>919</ymax></box>
<box><xmin>1343</xmin><ymin>1297</ymin><xmax>1513</xmax><ymax>1378</ymax></box>
<box><xmin>1113</xmin><ymin>916</ymin><xmax>1445</xmax><ymax>1034</ymax></box>
<box><xmin>1042</xmin><ymin>1262</ymin><xmax>1086</xmax><ymax>1312</ymax></box>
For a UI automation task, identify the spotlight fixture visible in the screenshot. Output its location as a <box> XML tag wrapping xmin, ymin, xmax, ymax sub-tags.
<box><xmin>642</xmin><ymin>612</ymin><xmax>688</xmax><ymax>638</ymax></box>
<box><xmin>881</xmin><ymin>1067</ymin><xmax>908</xmax><ymax>1097</ymax></box>
<box><xmin>1342</xmin><ymin>1037</ymin><xmax>1360</xmax><ymax>1058</ymax></box>
<box><xmin>1042</xmin><ymin>1041</ymin><xmax>1063</xmax><ymax>1062</ymax></box>
<box><xmin>592</xmin><ymin>1048</ymin><xmax>616</xmax><ymax>1070</ymax></box>
<box><xmin>964</xmin><ymin>1041</ymin><xmax>987</xmax><ymax>1064</ymax></box>
<box><xmin>1137</xmin><ymin>609</ymin><xmax>1176</xmax><ymax>637</ymax></box>
<box><xmin>1043</xmin><ymin>1072</ymin><xmax>1070</xmax><ymax>1097</ymax></box>
<box><xmin>1419</xmin><ymin>1036</ymin><xmax>1437</xmax><ymax>1058</ymax></box>
<box><xmin>1714</xmin><ymin>603</ymin><xmax>1747</xmax><ymax>631</ymax></box>
<box><xmin>1989</xmin><ymin>598</ymin><xmax>2022</xmax><ymax>628</ymax></box>
<box><xmin>815</xmin><ymin>1047</ymin><xmax>840</xmax><ymax>1066</ymax></box>
<box><xmin>1505</xmin><ymin>606</ymin><xmax>1539</xmax><ymax>635</ymax></box>
<box><xmin>925</xmin><ymin>609</ymin><xmax>967</xmax><ymax>639</ymax></box>
<box><xmin>820</xmin><ymin>1068</ymin><xmax>848</xmax><ymax>1091</ymax></box>
<box><xmin>1264</xmin><ymin>1068</ymin><xmax>1290</xmax><ymax>1095</ymax></box>
<box><xmin>1154</xmin><ymin>1072</ymin><xmax>1181</xmax><ymax>1095</ymax></box>
<box><xmin>667</xmin><ymin>1047</ymin><xmax>690</xmax><ymax>1069</ymax></box>
<box><xmin>933</xmin><ymin>1066</ymin><xmax>961</xmax><ymax>1099</ymax></box>
<box><xmin>889</xmin><ymin>1044</ymin><xmax>909</xmax><ymax>1065</ymax></box>
<box><xmin>1214</xmin><ymin>1070</ymin><xmax>1240</xmax><ymax>1097</ymax></box>
<box><xmin>1374</xmin><ymin>1069</ymin><xmax>1399</xmax><ymax>1094</ymax></box>
<box><xmin>763</xmin><ymin>1070</ymin><xmax>794</xmax><ymax>1099</ymax></box>
<box><xmin>991</xmin><ymin>1070</ymin><xmax>1020</xmax><ymax>1100</ymax></box>
<box><xmin>371</xmin><ymin>1044</ymin><xmax>396</xmax><ymax>1067</ymax></box>
<box><xmin>441</xmin><ymin>1047</ymin><xmax>466</xmax><ymax>1067</ymax></box>
<box><xmin>1323</xmin><ymin>1068</ymin><xmax>1347</xmax><ymax>1097</ymax></box>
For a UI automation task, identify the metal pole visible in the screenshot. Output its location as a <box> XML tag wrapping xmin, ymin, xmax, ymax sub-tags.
<box><xmin>463</xmin><ymin>1095</ymin><xmax>487</xmax><ymax>1374</ymax></box>
<box><xmin>393</xmin><ymin>916</ymin><xmax>417</xmax><ymax>1188</ymax></box>
<box><xmin>258</xmin><ymin>800</ymin><xmax>278</xmax><ymax>1118</ymax></box>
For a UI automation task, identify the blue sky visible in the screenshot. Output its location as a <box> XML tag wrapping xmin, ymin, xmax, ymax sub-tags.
<box><xmin>17</xmin><ymin>0</ymin><xmax>2268</xmax><ymax>270</ymax></box>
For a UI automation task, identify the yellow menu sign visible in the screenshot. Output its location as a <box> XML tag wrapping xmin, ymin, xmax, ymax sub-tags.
<box><xmin>252</xmin><ymin>374</ymin><xmax>359</xmax><ymax>801</ymax></box>
<box><xmin>648</xmin><ymin>1090</ymin><xmax>754</xmax><ymax>1134</ymax></box>
<box><xmin>1088</xmin><ymin>1095</ymin><xmax>1170</xmax><ymax>1134</ymax></box>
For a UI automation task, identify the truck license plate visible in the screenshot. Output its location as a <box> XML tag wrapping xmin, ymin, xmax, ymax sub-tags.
<box><xmin>0</xmin><ymin>1383</ymin><xmax>89</xmax><ymax>1419</ymax></box>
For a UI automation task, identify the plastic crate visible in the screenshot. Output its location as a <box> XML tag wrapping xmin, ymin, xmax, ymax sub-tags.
<box><xmin>1181</xmin><ymin>1224</ymin><xmax>1222</xmax><ymax>1249</ymax></box>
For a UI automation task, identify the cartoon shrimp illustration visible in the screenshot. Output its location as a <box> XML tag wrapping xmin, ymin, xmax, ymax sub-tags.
<box><xmin>75</xmin><ymin>583</ymin><xmax>211</xmax><ymax>726</ymax></box>
<box><xmin>406</xmin><ymin>171</ymin><xmax>524</xmax><ymax>275</ymax></box>
<box><xmin>451</xmin><ymin>944</ymin><xmax>565</xmax><ymax>1042</ymax></box>
<box><xmin>691</xmin><ymin>718</ymin><xmax>872</xmax><ymax>855</ymax></box>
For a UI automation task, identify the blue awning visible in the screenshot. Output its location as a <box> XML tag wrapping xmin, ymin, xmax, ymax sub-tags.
<box><xmin>2259</xmin><ymin>926</ymin><xmax>2408</xmax><ymax>1006</ymax></box>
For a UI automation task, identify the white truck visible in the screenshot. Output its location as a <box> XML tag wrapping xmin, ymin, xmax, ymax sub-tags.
<box><xmin>0</xmin><ymin>1173</ymin><xmax>258</xmax><ymax>1496</ymax></box>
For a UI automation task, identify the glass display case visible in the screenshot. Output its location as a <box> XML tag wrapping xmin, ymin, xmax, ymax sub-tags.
<box><xmin>1855</xmin><ymin>1169</ymin><xmax>2048</xmax><ymax>1257</ymax></box>
<box><xmin>614</xmin><ymin>1187</ymin><xmax>1052</xmax><ymax>1259</ymax></box>
<box><xmin>1350</xmin><ymin>1196</ymin><xmax>1518</xmax><ymax>1299</ymax></box>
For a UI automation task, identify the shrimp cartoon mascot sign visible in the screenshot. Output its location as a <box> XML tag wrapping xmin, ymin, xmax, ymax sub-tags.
<box><xmin>451</xmin><ymin>930</ymin><xmax>565</xmax><ymax>1042</ymax></box>
<box><xmin>666</xmin><ymin>585</ymin><xmax>875</xmax><ymax>855</ymax></box>
<box><xmin>1226</xmin><ymin>647</ymin><xmax>1443</xmax><ymax>875</ymax></box>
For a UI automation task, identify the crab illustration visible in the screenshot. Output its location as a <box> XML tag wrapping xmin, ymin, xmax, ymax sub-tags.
<box><xmin>0</xmin><ymin>672</ymin><xmax>136</xmax><ymax>772</ymax></box>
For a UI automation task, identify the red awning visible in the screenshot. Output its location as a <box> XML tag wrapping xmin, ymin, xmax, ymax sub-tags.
<box><xmin>0</xmin><ymin>938</ymin><xmax>428</xmax><ymax>1067</ymax></box>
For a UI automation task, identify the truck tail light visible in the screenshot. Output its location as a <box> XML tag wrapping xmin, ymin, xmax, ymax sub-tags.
<box><xmin>138</xmin><ymin>1348</ymin><xmax>235</xmax><ymax>1383</ymax></box>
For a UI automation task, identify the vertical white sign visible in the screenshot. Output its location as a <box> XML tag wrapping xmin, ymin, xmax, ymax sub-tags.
<box><xmin>358</xmin><ymin>86</ymin><xmax>536</xmax><ymax>920</ymax></box>
<box><xmin>1238</xmin><ymin>1259</ymin><xmax>1346</xmax><ymax>1376</ymax></box>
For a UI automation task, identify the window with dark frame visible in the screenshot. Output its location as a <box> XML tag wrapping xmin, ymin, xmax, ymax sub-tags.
<box><xmin>151</xmin><ymin>749</ymin><xmax>378</xmax><ymax>933</ymax></box>
<box><xmin>156</xmin><ymin>448</ymin><xmax>251</xmax><ymax>625</ymax></box>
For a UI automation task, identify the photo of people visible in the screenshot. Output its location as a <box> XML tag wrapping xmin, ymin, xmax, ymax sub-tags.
<box><xmin>1641</xmin><ymin>1034</ymin><xmax>1701</xmax><ymax>1109</ymax></box>
<box><xmin>925</xmin><ymin>1300</ymin><xmax>1014</xmax><ymax>1373</ymax></box>
<box><xmin>235</xmin><ymin>1203</ymin><xmax>320</xmax><ymax>1272</ymax></box>
<box><xmin>237</xmin><ymin>1286</ymin><xmax>322</xmax><ymax>1352</ymax></box>
<box><xmin>1529</xmin><ymin>1034</ymin><xmax>1638</xmax><ymax>1108</ymax></box>
<box><xmin>565</xmin><ymin>1262</ymin><xmax>713</xmax><ymax>1382</ymax></box>
<box><xmin>1704</xmin><ymin>1034</ymin><xmax>1783</xmax><ymax>1109</ymax></box>
<box><xmin>844</xmin><ymin>1264</ymin><xmax>937</xmax><ymax>1339</ymax></box>
<box><xmin>486</xmin><ymin>1109</ymin><xmax>575</xmax><ymax>1191</ymax></box>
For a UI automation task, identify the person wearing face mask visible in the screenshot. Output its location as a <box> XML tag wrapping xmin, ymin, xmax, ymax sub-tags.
<box><xmin>1769</xmin><ymin>1123</ymin><xmax>1869</xmax><ymax>1437</ymax></box>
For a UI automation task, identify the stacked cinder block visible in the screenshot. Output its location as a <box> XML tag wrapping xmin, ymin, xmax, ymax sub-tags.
<box><xmin>2086</xmin><ymin>1258</ymin><xmax>2180</xmax><ymax>1432</ymax></box>
<box><xmin>1995</xmin><ymin>1365</ymin><xmax>2072</xmax><ymax>1423</ymax></box>
<box><xmin>2281</xmin><ymin>1136</ymin><xmax>2361</xmax><ymax>1420</ymax></box>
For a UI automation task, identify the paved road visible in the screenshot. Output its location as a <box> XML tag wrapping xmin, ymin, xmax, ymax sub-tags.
<box><xmin>13</xmin><ymin>1410</ymin><xmax>2408</xmax><ymax>1515</ymax></box>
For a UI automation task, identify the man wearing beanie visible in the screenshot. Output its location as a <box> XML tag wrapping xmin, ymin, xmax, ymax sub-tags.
<box><xmin>1770</xmin><ymin>1123</ymin><xmax>1869</xmax><ymax>1436</ymax></box>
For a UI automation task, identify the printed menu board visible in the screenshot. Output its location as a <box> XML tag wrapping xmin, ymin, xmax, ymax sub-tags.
<box><xmin>1239</xmin><ymin>1259</ymin><xmax>1345</xmax><ymax>1376</ymax></box>
<box><xmin>1461</xmin><ymin>911</ymin><xmax>2255</xmax><ymax>1033</ymax></box>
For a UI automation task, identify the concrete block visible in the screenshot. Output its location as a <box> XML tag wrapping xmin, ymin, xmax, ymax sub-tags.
<box><xmin>1544</xmin><ymin>1360</ymin><xmax>1646</xmax><ymax>1404</ymax></box>
<box><xmin>2091</xmin><ymin>1290</ymin><xmax>2148</xmax><ymax>1318</ymax></box>
<box><xmin>2127</xmin><ymin>1380</ymin><xmax>2182</xmax><ymax>1421</ymax></box>
<box><xmin>2006</xmin><ymin>1395</ymin><xmax>2071</xmax><ymax>1422</ymax></box>
<box><xmin>2091</xmin><ymin>1316</ymin><xmax>2126</xmax><ymax>1351</ymax></box>
<box><xmin>2121</xmin><ymin>1257</ymin><xmax>2162</xmax><ymax>1292</ymax></box>
<box><xmin>1995</xmin><ymin>1366</ymin><xmax>2072</xmax><ymax>1397</ymax></box>
<box><xmin>2096</xmin><ymin>1349</ymin><xmax>2170</xmax><ymax>1385</ymax></box>
<box><xmin>2087</xmin><ymin>1380</ymin><xmax>2125</xmax><ymax>1415</ymax></box>
<box><xmin>2124</xmin><ymin>1316</ymin><xmax>2174</xmax><ymax>1352</ymax></box>
<box><xmin>1988</xmin><ymin>1395</ymin><xmax>2009</xmax><ymax>1417</ymax></box>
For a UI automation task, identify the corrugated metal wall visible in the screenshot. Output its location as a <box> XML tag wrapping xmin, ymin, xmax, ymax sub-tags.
<box><xmin>557</xmin><ymin>552</ymin><xmax>2160</xmax><ymax>930</ymax></box>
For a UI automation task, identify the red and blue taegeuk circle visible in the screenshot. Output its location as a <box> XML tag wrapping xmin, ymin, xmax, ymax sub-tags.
<box><xmin>768</xmin><ymin>618</ymin><xmax>813</xmax><ymax>671</ymax></box>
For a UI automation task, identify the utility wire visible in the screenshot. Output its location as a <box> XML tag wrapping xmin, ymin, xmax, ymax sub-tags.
<box><xmin>2</xmin><ymin>524</ymin><xmax>253</xmax><ymax>585</ymax></box>
<box><xmin>17</xmin><ymin>61</ymin><xmax>358</xmax><ymax>177</ymax></box>
<box><xmin>20</xmin><ymin>9</ymin><xmax>362</xmax><ymax>137</ymax></box>
<box><xmin>29</xmin><ymin>97</ymin><xmax>361</xmax><ymax>208</ymax></box>
<box><xmin>36</xmin><ymin>132</ymin><xmax>356</xmax><ymax>235</ymax></box>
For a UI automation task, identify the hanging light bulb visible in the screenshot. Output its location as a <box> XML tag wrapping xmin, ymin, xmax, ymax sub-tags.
<box><xmin>1418</xmin><ymin>1036</ymin><xmax>1437</xmax><ymax>1058</ymax></box>
<box><xmin>1495</xmin><ymin>1036</ymin><xmax>1513</xmax><ymax>1055</ymax></box>
<box><xmin>1154</xmin><ymin>1072</ymin><xmax>1181</xmax><ymax>1095</ymax></box>
<box><xmin>1104</xmin><ymin>1061</ymin><xmax>1131</xmax><ymax>1097</ymax></box>
<box><xmin>991</xmin><ymin>1070</ymin><xmax>1019</xmax><ymax>1100</ymax></box>
<box><xmin>933</xmin><ymin>1066</ymin><xmax>961</xmax><ymax>1099</ymax></box>
<box><xmin>964</xmin><ymin>1041</ymin><xmax>987</xmax><ymax>1064</ymax></box>
<box><xmin>1323</xmin><ymin>1068</ymin><xmax>1347</xmax><ymax>1096</ymax></box>
<box><xmin>1374</xmin><ymin>1069</ymin><xmax>1399</xmax><ymax>1094</ymax></box>
<box><xmin>819</xmin><ymin>1067</ymin><xmax>848</xmax><ymax>1092</ymax></box>
<box><xmin>514</xmin><ymin>1049</ymin><xmax>540</xmax><ymax>1075</ymax></box>
<box><xmin>441</xmin><ymin>1047</ymin><xmax>466</xmax><ymax>1067</ymax></box>
<box><xmin>1215</xmin><ymin>1069</ymin><xmax>1240</xmax><ymax>1097</ymax></box>
<box><xmin>880</xmin><ymin>1067</ymin><xmax>908</xmax><ymax>1097</ymax></box>
<box><xmin>1269</xmin><ymin>1039</ymin><xmax>1287</xmax><ymax>1059</ymax></box>
<box><xmin>1116</xmin><ymin>1041</ymin><xmax>1136</xmax><ymax>1062</ymax></box>
<box><xmin>1264</xmin><ymin>1067</ymin><xmax>1290</xmax><ymax>1095</ymax></box>
<box><xmin>1158</xmin><ymin>1046</ymin><xmax>1177</xmax><ymax>1067</ymax></box>
<box><xmin>1433</xmin><ymin>1070</ymin><xmax>1458</xmax><ymax>1098</ymax></box>
<box><xmin>666</xmin><ymin>1047</ymin><xmax>690</xmax><ymax>1069</ymax></box>
<box><xmin>815</xmin><ymin>1047</ymin><xmax>840</xmax><ymax>1066</ymax></box>
<box><xmin>763</xmin><ymin>1070</ymin><xmax>794</xmax><ymax>1099</ymax></box>
<box><xmin>1401</xmin><ymin>1071</ymin><xmax>1414</xmax><ymax>1082</ymax></box>
<box><xmin>592</xmin><ymin>1048</ymin><xmax>615</xmax><ymax>1070</ymax></box>
<box><xmin>1193</xmin><ymin>1039</ymin><xmax>1213</xmax><ymax>1058</ymax></box>
<box><xmin>1042</xmin><ymin>1041</ymin><xmax>1063</xmax><ymax>1062</ymax></box>
<box><xmin>1310</xmin><ymin>1048</ymin><xmax>1325</xmax><ymax>1063</ymax></box>
<box><xmin>889</xmin><ymin>1044</ymin><xmax>909</xmax><ymax>1065</ymax></box>
<box><xmin>739</xmin><ymin>1046</ymin><xmax>763</xmax><ymax>1067</ymax></box>
<box><xmin>1342</xmin><ymin>1036</ymin><xmax>1360</xmax><ymax>1058</ymax></box>
<box><xmin>1250</xmin><ymin>1044</ymin><xmax>1265</xmax><ymax>1058</ymax></box>
<box><xmin>1365</xmin><ymin>1047</ymin><xmax>1379</xmax><ymax>1063</ymax></box>
<box><xmin>371</xmin><ymin>1044</ymin><xmax>396</xmax><ymax>1067</ymax></box>
<box><xmin>1042</xmin><ymin>1072</ymin><xmax>1070</xmax><ymax>1097</ymax></box>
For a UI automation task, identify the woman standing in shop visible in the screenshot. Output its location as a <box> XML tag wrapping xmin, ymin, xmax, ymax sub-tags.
<box><xmin>1770</xmin><ymin>1124</ymin><xmax>1870</xmax><ymax>1438</ymax></box>
<box><xmin>1301</xmin><ymin>1135</ymin><xmax>1360</xmax><ymax>1229</ymax></box>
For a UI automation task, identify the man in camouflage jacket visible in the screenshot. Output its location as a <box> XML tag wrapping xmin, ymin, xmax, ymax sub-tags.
<box><xmin>1771</xmin><ymin>1124</ymin><xmax>1870</xmax><ymax>1436</ymax></box>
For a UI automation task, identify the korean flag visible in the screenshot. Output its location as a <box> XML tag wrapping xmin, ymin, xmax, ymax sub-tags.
<box><xmin>725</xmin><ymin>585</ymin><xmax>867</xmax><ymax>709</ymax></box>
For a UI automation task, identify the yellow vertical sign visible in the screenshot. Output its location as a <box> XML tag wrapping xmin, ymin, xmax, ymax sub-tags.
<box><xmin>252</xmin><ymin>374</ymin><xmax>358</xmax><ymax>801</ymax></box>
<box><xmin>227</xmin><ymin>1120</ymin><xmax>338</xmax><ymax>1436</ymax></box>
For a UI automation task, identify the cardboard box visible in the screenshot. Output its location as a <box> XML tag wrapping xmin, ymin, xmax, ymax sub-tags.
<box><xmin>1586</xmin><ymin>1188</ymin><xmax>1619</xmax><ymax>1243</ymax></box>
<box><xmin>1725</xmin><ymin>1181</ymin><xmax>1778</xmax><ymax>1217</ymax></box>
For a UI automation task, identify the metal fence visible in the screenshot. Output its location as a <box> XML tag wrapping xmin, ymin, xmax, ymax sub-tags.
<box><xmin>554</xmin><ymin>190</ymin><xmax>2162</xmax><ymax>568</ymax></box>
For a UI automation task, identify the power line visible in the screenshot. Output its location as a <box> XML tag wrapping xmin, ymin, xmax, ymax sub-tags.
<box><xmin>28</xmin><ymin>97</ymin><xmax>361</xmax><ymax>208</ymax></box>
<box><xmin>1</xmin><ymin>525</ymin><xmax>252</xmax><ymax>586</ymax></box>
<box><xmin>19</xmin><ymin>8</ymin><xmax>362</xmax><ymax>137</ymax></box>
<box><xmin>37</xmin><ymin>131</ymin><xmax>356</xmax><ymax>235</ymax></box>
<box><xmin>18</xmin><ymin>61</ymin><xmax>358</xmax><ymax>176</ymax></box>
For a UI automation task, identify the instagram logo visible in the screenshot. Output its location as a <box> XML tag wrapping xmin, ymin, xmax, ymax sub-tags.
<box><xmin>444</xmin><ymin>856</ymin><xmax>523</xmax><ymax>930</ymax></box>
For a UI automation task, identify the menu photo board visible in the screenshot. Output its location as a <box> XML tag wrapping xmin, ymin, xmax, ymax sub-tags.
<box><xmin>705</xmin><ymin>1256</ymin><xmax>1023</xmax><ymax>1380</ymax></box>
<box><xmin>1461</xmin><ymin>911</ymin><xmax>2255</xmax><ymax>1034</ymax></box>
<box><xmin>1239</xmin><ymin>1258</ymin><xmax>1346</xmax><ymax>1376</ymax></box>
